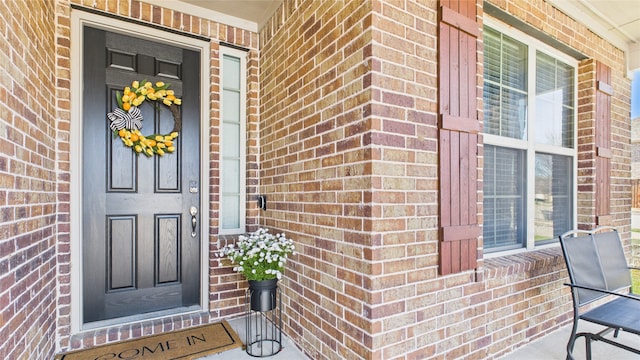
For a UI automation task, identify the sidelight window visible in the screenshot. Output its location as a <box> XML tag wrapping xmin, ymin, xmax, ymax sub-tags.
<box><xmin>220</xmin><ymin>47</ymin><xmax>247</xmax><ymax>234</ymax></box>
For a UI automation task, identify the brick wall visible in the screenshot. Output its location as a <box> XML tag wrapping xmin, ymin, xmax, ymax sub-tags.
<box><xmin>0</xmin><ymin>0</ymin><xmax>59</xmax><ymax>359</ymax></box>
<box><xmin>258</xmin><ymin>0</ymin><xmax>631</xmax><ymax>359</ymax></box>
<box><xmin>258</xmin><ymin>0</ymin><xmax>378</xmax><ymax>358</ymax></box>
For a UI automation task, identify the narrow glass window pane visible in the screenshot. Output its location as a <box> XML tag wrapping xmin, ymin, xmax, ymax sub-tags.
<box><xmin>223</xmin><ymin>89</ymin><xmax>241</xmax><ymax>122</ymax></box>
<box><xmin>483</xmin><ymin>145</ymin><xmax>527</xmax><ymax>251</ymax></box>
<box><xmin>222</xmin><ymin>159</ymin><xmax>240</xmax><ymax>193</ymax></box>
<box><xmin>535</xmin><ymin>51</ymin><xmax>574</xmax><ymax>147</ymax></box>
<box><xmin>534</xmin><ymin>153</ymin><xmax>572</xmax><ymax>243</ymax></box>
<box><xmin>223</xmin><ymin>55</ymin><xmax>241</xmax><ymax>89</ymax></box>
<box><xmin>483</xmin><ymin>27</ymin><xmax>528</xmax><ymax>140</ymax></box>
<box><xmin>222</xmin><ymin>123</ymin><xmax>240</xmax><ymax>157</ymax></box>
<box><xmin>221</xmin><ymin>195</ymin><xmax>240</xmax><ymax>229</ymax></box>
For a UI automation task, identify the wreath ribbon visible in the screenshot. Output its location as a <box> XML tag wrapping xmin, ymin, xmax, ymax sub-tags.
<box><xmin>108</xmin><ymin>107</ymin><xmax>143</xmax><ymax>131</ymax></box>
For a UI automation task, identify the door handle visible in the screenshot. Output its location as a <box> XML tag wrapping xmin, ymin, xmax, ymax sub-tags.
<box><xmin>190</xmin><ymin>206</ymin><xmax>198</xmax><ymax>237</ymax></box>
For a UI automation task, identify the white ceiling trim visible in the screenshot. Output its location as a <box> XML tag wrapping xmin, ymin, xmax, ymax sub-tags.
<box><xmin>140</xmin><ymin>0</ymin><xmax>258</xmax><ymax>33</ymax></box>
<box><xmin>575</xmin><ymin>0</ymin><xmax>636</xmax><ymax>44</ymax></box>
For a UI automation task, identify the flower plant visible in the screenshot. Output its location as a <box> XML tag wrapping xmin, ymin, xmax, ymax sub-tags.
<box><xmin>217</xmin><ymin>228</ymin><xmax>295</xmax><ymax>281</ymax></box>
<box><xmin>116</xmin><ymin>80</ymin><xmax>182</xmax><ymax>111</ymax></box>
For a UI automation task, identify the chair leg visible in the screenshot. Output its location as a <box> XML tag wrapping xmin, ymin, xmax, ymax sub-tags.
<box><xmin>566</xmin><ymin>319</ymin><xmax>579</xmax><ymax>360</ymax></box>
<box><xmin>585</xmin><ymin>333</ymin><xmax>592</xmax><ymax>360</ymax></box>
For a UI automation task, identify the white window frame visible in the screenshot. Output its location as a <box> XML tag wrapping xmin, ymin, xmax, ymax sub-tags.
<box><xmin>219</xmin><ymin>46</ymin><xmax>247</xmax><ymax>235</ymax></box>
<box><xmin>483</xmin><ymin>17</ymin><xmax>579</xmax><ymax>256</ymax></box>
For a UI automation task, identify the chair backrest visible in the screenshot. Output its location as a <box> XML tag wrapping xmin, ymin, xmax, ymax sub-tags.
<box><xmin>559</xmin><ymin>227</ymin><xmax>632</xmax><ymax>306</ymax></box>
<box><xmin>593</xmin><ymin>229</ymin><xmax>632</xmax><ymax>291</ymax></box>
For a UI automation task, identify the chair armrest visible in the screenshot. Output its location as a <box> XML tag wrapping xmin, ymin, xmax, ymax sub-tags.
<box><xmin>564</xmin><ymin>283</ymin><xmax>640</xmax><ymax>301</ymax></box>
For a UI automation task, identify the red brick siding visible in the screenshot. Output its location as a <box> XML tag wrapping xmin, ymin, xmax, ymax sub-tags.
<box><xmin>0</xmin><ymin>0</ymin><xmax>58</xmax><ymax>359</ymax></box>
<box><xmin>258</xmin><ymin>0</ymin><xmax>631</xmax><ymax>359</ymax></box>
<box><xmin>259</xmin><ymin>1</ymin><xmax>377</xmax><ymax>358</ymax></box>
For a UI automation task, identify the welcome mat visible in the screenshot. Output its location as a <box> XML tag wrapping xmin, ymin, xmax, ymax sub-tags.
<box><xmin>56</xmin><ymin>320</ymin><xmax>243</xmax><ymax>360</ymax></box>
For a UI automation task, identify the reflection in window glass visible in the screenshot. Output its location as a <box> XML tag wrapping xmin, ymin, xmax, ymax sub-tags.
<box><xmin>534</xmin><ymin>153</ymin><xmax>572</xmax><ymax>242</ymax></box>
<box><xmin>535</xmin><ymin>52</ymin><xmax>574</xmax><ymax>147</ymax></box>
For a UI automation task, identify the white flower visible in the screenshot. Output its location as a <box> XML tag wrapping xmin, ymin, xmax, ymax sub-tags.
<box><xmin>215</xmin><ymin>227</ymin><xmax>295</xmax><ymax>280</ymax></box>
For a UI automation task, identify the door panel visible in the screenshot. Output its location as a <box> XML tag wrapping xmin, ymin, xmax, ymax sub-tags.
<box><xmin>82</xmin><ymin>26</ymin><xmax>201</xmax><ymax>323</ymax></box>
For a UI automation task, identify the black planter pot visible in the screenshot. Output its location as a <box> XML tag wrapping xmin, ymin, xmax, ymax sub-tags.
<box><xmin>248</xmin><ymin>279</ymin><xmax>278</xmax><ymax>311</ymax></box>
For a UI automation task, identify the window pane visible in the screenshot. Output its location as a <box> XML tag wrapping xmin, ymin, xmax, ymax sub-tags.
<box><xmin>221</xmin><ymin>195</ymin><xmax>240</xmax><ymax>229</ymax></box>
<box><xmin>483</xmin><ymin>145</ymin><xmax>526</xmax><ymax>251</ymax></box>
<box><xmin>223</xmin><ymin>123</ymin><xmax>240</xmax><ymax>157</ymax></box>
<box><xmin>535</xmin><ymin>51</ymin><xmax>574</xmax><ymax>147</ymax></box>
<box><xmin>534</xmin><ymin>153</ymin><xmax>572</xmax><ymax>243</ymax></box>
<box><xmin>483</xmin><ymin>27</ymin><xmax>528</xmax><ymax>140</ymax></box>
<box><xmin>223</xmin><ymin>89</ymin><xmax>240</xmax><ymax>122</ymax></box>
<box><xmin>223</xmin><ymin>55</ymin><xmax>241</xmax><ymax>89</ymax></box>
<box><xmin>222</xmin><ymin>159</ymin><xmax>240</xmax><ymax>193</ymax></box>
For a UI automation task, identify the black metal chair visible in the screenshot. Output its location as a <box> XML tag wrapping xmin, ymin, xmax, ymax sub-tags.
<box><xmin>559</xmin><ymin>227</ymin><xmax>640</xmax><ymax>360</ymax></box>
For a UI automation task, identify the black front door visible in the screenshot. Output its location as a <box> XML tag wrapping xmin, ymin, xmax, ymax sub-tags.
<box><xmin>81</xmin><ymin>26</ymin><xmax>201</xmax><ymax>323</ymax></box>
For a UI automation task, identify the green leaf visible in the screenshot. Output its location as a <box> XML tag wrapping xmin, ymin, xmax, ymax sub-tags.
<box><xmin>116</xmin><ymin>91</ymin><xmax>123</xmax><ymax>108</ymax></box>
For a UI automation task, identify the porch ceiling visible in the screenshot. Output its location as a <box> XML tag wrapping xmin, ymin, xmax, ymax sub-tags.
<box><xmin>171</xmin><ymin>0</ymin><xmax>639</xmax><ymax>74</ymax></box>
<box><xmin>547</xmin><ymin>0</ymin><xmax>640</xmax><ymax>73</ymax></box>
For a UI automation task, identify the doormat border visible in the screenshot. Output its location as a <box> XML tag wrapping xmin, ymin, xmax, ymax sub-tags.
<box><xmin>55</xmin><ymin>320</ymin><xmax>243</xmax><ymax>360</ymax></box>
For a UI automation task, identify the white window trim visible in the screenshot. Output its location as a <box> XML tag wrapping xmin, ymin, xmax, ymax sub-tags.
<box><xmin>483</xmin><ymin>17</ymin><xmax>579</xmax><ymax>255</ymax></box>
<box><xmin>218</xmin><ymin>46</ymin><xmax>247</xmax><ymax>235</ymax></box>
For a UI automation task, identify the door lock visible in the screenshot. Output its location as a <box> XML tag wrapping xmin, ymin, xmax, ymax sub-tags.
<box><xmin>190</xmin><ymin>206</ymin><xmax>198</xmax><ymax>237</ymax></box>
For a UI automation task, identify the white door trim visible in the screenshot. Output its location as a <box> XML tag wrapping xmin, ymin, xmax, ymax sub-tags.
<box><xmin>69</xmin><ymin>8</ymin><xmax>211</xmax><ymax>333</ymax></box>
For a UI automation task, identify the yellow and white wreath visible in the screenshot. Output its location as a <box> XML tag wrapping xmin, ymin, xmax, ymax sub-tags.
<box><xmin>107</xmin><ymin>80</ymin><xmax>182</xmax><ymax>157</ymax></box>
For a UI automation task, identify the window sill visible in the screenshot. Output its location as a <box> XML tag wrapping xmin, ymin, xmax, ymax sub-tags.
<box><xmin>483</xmin><ymin>246</ymin><xmax>565</xmax><ymax>279</ymax></box>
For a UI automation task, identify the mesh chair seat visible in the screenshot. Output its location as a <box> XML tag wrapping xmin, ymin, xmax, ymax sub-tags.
<box><xmin>580</xmin><ymin>297</ymin><xmax>640</xmax><ymax>335</ymax></box>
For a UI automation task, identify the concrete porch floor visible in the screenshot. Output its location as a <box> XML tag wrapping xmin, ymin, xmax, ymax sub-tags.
<box><xmin>500</xmin><ymin>321</ymin><xmax>638</xmax><ymax>360</ymax></box>
<box><xmin>198</xmin><ymin>317</ymin><xmax>638</xmax><ymax>360</ymax></box>
<box><xmin>197</xmin><ymin>316</ymin><xmax>309</xmax><ymax>360</ymax></box>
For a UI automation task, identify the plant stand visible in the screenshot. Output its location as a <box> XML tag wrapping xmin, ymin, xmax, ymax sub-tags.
<box><xmin>245</xmin><ymin>284</ymin><xmax>282</xmax><ymax>357</ymax></box>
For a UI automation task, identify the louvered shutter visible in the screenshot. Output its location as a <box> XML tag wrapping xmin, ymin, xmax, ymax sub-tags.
<box><xmin>595</xmin><ymin>62</ymin><xmax>612</xmax><ymax>225</ymax></box>
<box><xmin>438</xmin><ymin>0</ymin><xmax>481</xmax><ymax>275</ymax></box>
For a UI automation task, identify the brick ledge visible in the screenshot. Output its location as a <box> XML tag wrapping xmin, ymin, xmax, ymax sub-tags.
<box><xmin>483</xmin><ymin>247</ymin><xmax>565</xmax><ymax>279</ymax></box>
